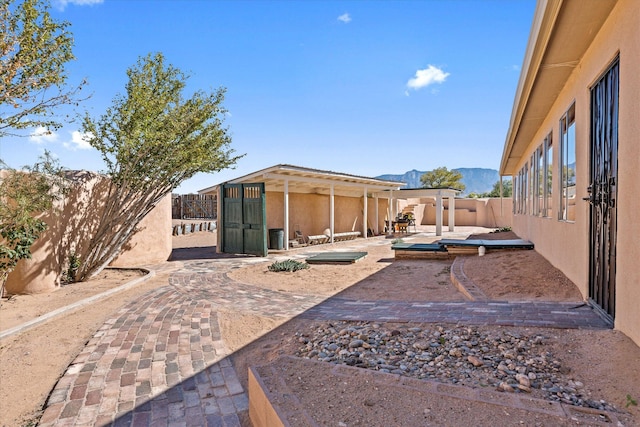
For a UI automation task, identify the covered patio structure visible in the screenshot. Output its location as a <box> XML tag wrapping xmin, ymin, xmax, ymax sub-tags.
<box><xmin>200</xmin><ymin>165</ymin><xmax>460</xmax><ymax>254</ymax></box>
<box><xmin>389</xmin><ymin>188</ymin><xmax>460</xmax><ymax>236</ymax></box>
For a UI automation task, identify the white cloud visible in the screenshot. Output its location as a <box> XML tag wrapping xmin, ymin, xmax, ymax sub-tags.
<box><xmin>30</xmin><ymin>127</ymin><xmax>58</xmax><ymax>144</ymax></box>
<box><xmin>63</xmin><ymin>131</ymin><xmax>93</xmax><ymax>151</ymax></box>
<box><xmin>406</xmin><ymin>65</ymin><xmax>450</xmax><ymax>92</ymax></box>
<box><xmin>53</xmin><ymin>0</ymin><xmax>103</xmax><ymax>10</ymax></box>
<box><xmin>337</xmin><ymin>13</ymin><xmax>351</xmax><ymax>23</ymax></box>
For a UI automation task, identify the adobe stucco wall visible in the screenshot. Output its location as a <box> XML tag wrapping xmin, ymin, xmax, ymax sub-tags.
<box><xmin>110</xmin><ymin>193</ymin><xmax>172</xmax><ymax>268</ymax></box>
<box><xmin>402</xmin><ymin>198</ymin><xmax>513</xmax><ymax>228</ymax></box>
<box><xmin>265</xmin><ymin>192</ymin><xmax>390</xmax><ymax>240</ymax></box>
<box><xmin>510</xmin><ymin>0</ymin><xmax>639</xmax><ymax>345</ymax></box>
<box><xmin>4</xmin><ymin>172</ymin><xmax>172</xmax><ymax>294</ymax></box>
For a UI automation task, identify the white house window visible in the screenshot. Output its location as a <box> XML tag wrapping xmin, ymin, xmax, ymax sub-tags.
<box><xmin>543</xmin><ymin>133</ymin><xmax>553</xmax><ymax>217</ymax></box>
<box><xmin>515</xmin><ymin>167</ymin><xmax>523</xmax><ymax>214</ymax></box>
<box><xmin>523</xmin><ymin>162</ymin><xmax>528</xmax><ymax>214</ymax></box>
<box><xmin>513</xmin><ymin>174</ymin><xmax>518</xmax><ymax>214</ymax></box>
<box><xmin>533</xmin><ymin>146</ymin><xmax>543</xmax><ymax>216</ymax></box>
<box><xmin>559</xmin><ymin>103</ymin><xmax>576</xmax><ymax>221</ymax></box>
<box><xmin>529</xmin><ymin>155</ymin><xmax>535</xmax><ymax>215</ymax></box>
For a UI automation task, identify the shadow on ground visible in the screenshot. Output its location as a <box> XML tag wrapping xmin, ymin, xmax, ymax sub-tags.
<box><xmin>170</xmin><ymin>246</ymin><xmax>261</xmax><ymax>261</ymax></box>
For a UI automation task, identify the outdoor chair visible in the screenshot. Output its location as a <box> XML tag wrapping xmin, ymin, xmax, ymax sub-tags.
<box><xmin>294</xmin><ymin>230</ymin><xmax>307</xmax><ymax>246</ymax></box>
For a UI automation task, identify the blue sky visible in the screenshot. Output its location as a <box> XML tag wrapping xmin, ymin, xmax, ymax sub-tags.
<box><xmin>1</xmin><ymin>0</ymin><xmax>536</xmax><ymax>193</ymax></box>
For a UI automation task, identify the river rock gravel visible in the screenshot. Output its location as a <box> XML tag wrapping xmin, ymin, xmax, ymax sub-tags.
<box><xmin>294</xmin><ymin>321</ymin><xmax>618</xmax><ymax>413</ymax></box>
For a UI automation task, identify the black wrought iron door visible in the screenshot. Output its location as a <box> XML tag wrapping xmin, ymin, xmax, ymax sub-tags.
<box><xmin>587</xmin><ymin>57</ymin><xmax>619</xmax><ymax>323</ymax></box>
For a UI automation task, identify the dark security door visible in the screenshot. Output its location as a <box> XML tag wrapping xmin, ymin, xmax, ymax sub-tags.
<box><xmin>222</xmin><ymin>183</ymin><xmax>267</xmax><ymax>256</ymax></box>
<box><xmin>587</xmin><ymin>57</ymin><xmax>619</xmax><ymax>324</ymax></box>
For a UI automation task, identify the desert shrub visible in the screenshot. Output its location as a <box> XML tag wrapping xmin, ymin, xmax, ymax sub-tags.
<box><xmin>268</xmin><ymin>259</ymin><xmax>309</xmax><ymax>272</ymax></box>
<box><xmin>61</xmin><ymin>252</ymin><xmax>81</xmax><ymax>284</ymax></box>
<box><xmin>493</xmin><ymin>227</ymin><xmax>512</xmax><ymax>233</ymax></box>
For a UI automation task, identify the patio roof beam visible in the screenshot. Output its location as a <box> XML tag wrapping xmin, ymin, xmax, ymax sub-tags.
<box><xmin>258</xmin><ymin>173</ymin><xmax>401</xmax><ymax>192</ymax></box>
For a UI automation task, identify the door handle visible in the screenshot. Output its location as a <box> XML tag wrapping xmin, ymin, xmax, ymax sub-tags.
<box><xmin>583</xmin><ymin>184</ymin><xmax>595</xmax><ymax>203</ymax></box>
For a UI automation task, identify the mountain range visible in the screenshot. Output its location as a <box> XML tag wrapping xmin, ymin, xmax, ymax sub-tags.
<box><xmin>376</xmin><ymin>168</ymin><xmax>500</xmax><ymax>195</ymax></box>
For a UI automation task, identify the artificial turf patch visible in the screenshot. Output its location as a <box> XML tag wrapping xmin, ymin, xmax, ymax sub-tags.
<box><xmin>305</xmin><ymin>251</ymin><xmax>368</xmax><ymax>264</ymax></box>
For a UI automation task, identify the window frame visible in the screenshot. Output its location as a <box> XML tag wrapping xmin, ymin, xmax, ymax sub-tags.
<box><xmin>559</xmin><ymin>103</ymin><xmax>576</xmax><ymax>222</ymax></box>
<box><xmin>543</xmin><ymin>133</ymin><xmax>553</xmax><ymax>217</ymax></box>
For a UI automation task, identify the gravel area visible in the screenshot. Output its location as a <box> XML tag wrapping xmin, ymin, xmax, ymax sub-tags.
<box><xmin>294</xmin><ymin>321</ymin><xmax>618</xmax><ymax>413</ymax></box>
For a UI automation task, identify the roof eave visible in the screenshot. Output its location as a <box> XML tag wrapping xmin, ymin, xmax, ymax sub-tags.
<box><xmin>500</xmin><ymin>0</ymin><xmax>618</xmax><ymax>176</ymax></box>
<box><xmin>500</xmin><ymin>0</ymin><xmax>562</xmax><ymax>176</ymax></box>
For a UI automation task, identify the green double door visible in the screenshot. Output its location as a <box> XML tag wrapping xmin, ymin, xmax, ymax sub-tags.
<box><xmin>221</xmin><ymin>183</ymin><xmax>267</xmax><ymax>256</ymax></box>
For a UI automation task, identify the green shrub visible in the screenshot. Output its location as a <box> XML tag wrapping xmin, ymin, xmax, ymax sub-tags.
<box><xmin>62</xmin><ymin>252</ymin><xmax>81</xmax><ymax>284</ymax></box>
<box><xmin>268</xmin><ymin>259</ymin><xmax>309</xmax><ymax>272</ymax></box>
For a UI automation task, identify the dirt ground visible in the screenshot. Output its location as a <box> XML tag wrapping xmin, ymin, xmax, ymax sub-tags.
<box><xmin>1</xmin><ymin>229</ymin><xmax>639</xmax><ymax>426</ymax></box>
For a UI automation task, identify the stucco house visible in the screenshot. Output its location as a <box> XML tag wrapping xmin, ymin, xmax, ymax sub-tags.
<box><xmin>500</xmin><ymin>0</ymin><xmax>639</xmax><ymax>345</ymax></box>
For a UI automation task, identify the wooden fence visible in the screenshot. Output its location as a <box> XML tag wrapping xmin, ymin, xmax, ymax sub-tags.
<box><xmin>172</xmin><ymin>194</ymin><xmax>217</xmax><ymax>219</ymax></box>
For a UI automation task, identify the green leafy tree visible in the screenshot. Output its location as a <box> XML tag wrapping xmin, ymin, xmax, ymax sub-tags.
<box><xmin>420</xmin><ymin>167</ymin><xmax>465</xmax><ymax>191</ymax></box>
<box><xmin>0</xmin><ymin>151</ymin><xmax>68</xmax><ymax>296</ymax></box>
<box><xmin>486</xmin><ymin>179</ymin><xmax>512</xmax><ymax>197</ymax></box>
<box><xmin>468</xmin><ymin>179</ymin><xmax>513</xmax><ymax>198</ymax></box>
<box><xmin>1</xmin><ymin>0</ymin><xmax>86</xmax><ymax>137</ymax></box>
<box><xmin>77</xmin><ymin>52</ymin><xmax>242</xmax><ymax>281</ymax></box>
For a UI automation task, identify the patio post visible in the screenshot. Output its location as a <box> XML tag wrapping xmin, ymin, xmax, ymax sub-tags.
<box><xmin>363</xmin><ymin>187</ymin><xmax>368</xmax><ymax>239</ymax></box>
<box><xmin>284</xmin><ymin>179</ymin><xmax>289</xmax><ymax>250</ymax></box>
<box><xmin>375</xmin><ymin>194</ymin><xmax>379</xmax><ymax>235</ymax></box>
<box><xmin>330</xmin><ymin>184</ymin><xmax>335</xmax><ymax>243</ymax></box>
<box><xmin>387</xmin><ymin>190</ymin><xmax>394</xmax><ymax>235</ymax></box>
<box><xmin>436</xmin><ymin>191</ymin><xmax>443</xmax><ymax>236</ymax></box>
<box><xmin>448</xmin><ymin>193</ymin><xmax>455</xmax><ymax>232</ymax></box>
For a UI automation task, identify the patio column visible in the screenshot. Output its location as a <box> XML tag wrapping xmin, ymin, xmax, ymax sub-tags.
<box><xmin>330</xmin><ymin>184</ymin><xmax>335</xmax><ymax>243</ymax></box>
<box><xmin>375</xmin><ymin>194</ymin><xmax>379</xmax><ymax>235</ymax></box>
<box><xmin>448</xmin><ymin>194</ymin><xmax>455</xmax><ymax>232</ymax></box>
<box><xmin>387</xmin><ymin>190</ymin><xmax>394</xmax><ymax>235</ymax></box>
<box><xmin>363</xmin><ymin>187</ymin><xmax>368</xmax><ymax>239</ymax></box>
<box><xmin>284</xmin><ymin>179</ymin><xmax>289</xmax><ymax>250</ymax></box>
<box><xmin>499</xmin><ymin>176</ymin><xmax>505</xmax><ymax>217</ymax></box>
<box><xmin>435</xmin><ymin>192</ymin><xmax>443</xmax><ymax>236</ymax></box>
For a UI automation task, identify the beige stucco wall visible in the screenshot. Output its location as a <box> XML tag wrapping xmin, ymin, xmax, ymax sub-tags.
<box><xmin>4</xmin><ymin>172</ymin><xmax>172</xmax><ymax>294</ymax></box>
<box><xmin>265</xmin><ymin>192</ymin><xmax>390</xmax><ymax>240</ymax></box>
<box><xmin>401</xmin><ymin>197</ymin><xmax>513</xmax><ymax>228</ymax></box>
<box><xmin>110</xmin><ymin>193</ymin><xmax>172</xmax><ymax>268</ymax></box>
<box><xmin>509</xmin><ymin>0</ymin><xmax>639</xmax><ymax>345</ymax></box>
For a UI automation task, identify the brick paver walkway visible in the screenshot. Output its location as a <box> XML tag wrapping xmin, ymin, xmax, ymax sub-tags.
<box><xmin>299</xmin><ymin>299</ymin><xmax>607</xmax><ymax>329</ymax></box>
<box><xmin>37</xmin><ymin>235</ymin><xmax>610</xmax><ymax>426</ymax></box>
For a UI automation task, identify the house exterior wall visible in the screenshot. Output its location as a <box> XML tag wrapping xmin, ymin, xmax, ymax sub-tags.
<box><xmin>509</xmin><ymin>0</ymin><xmax>639</xmax><ymax>344</ymax></box>
<box><xmin>4</xmin><ymin>172</ymin><xmax>172</xmax><ymax>294</ymax></box>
